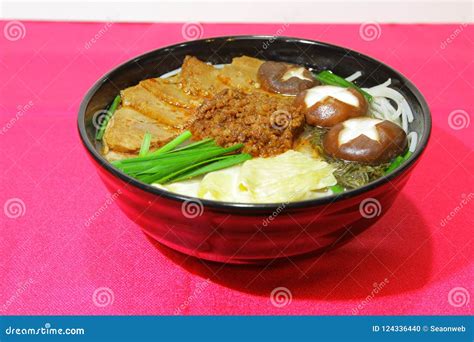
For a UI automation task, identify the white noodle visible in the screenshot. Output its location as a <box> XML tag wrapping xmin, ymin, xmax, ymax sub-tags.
<box><xmin>407</xmin><ymin>132</ymin><xmax>418</xmax><ymax>153</ymax></box>
<box><xmin>345</xmin><ymin>71</ymin><xmax>362</xmax><ymax>82</ymax></box>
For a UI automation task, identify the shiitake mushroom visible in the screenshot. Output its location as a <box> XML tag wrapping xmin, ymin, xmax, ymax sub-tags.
<box><xmin>257</xmin><ymin>61</ymin><xmax>318</xmax><ymax>95</ymax></box>
<box><xmin>323</xmin><ymin>117</ymin><xmax>407</xmax><ymax>165</ymax></box>
<box><xmin>295</xmin><ymin>85</ymin><xmax>368</xmax><ymax>127</ymax></box>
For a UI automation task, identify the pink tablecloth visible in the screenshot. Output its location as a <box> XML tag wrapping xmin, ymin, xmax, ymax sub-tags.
<box><xmin>0</xmin><ymin>22</ymin><xmax>472</xmax><ymax>315</ymax></box>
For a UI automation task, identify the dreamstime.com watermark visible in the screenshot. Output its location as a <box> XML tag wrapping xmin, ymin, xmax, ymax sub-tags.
<box><xmin>84</xmin><ymin>22</ymin><xmax>113</xmax><ymax>50</ymax></box>
<box><xmin>174</xmin><ymin>279</ymin><xmax>210</xmax><ymax>315</ymax></box>
<box><xmin>0</xmin><ymin>101</ymin><xmax>34</xmax><ymax>135</ymax></box>
<box><xmin>3</xmin><ymin>21</ymin><xmax>26</xmax><ymax>41</ymax></box>
<box><xmin>0</xmin><ymin>278</ymin><xmax>34</xmax><ymax>313</ymax></box>
<box><xmin>359</xmin><ymin>198</ymin><xmax>382</xmax><ymax>219</ymax></box>
<box><xmin>448</xmin><ymin>287</ymin><xmax>470</xmax><ymax>308</ymax></box>
<box><xmin>92</xmin><ymin>287</ymin><xmax>114</xmax><ymax>307</ymax></box>
<box><xmin>270</xmin><ymin>287</ymin><xmax>293</xmax><ymax>308</ymax></box>
<box><xmin>181</xmin><ymin>198</ymin><xmax>204</xmax><ymax>219</ymax></box>
<box><xmin>440</xmin><ymin>193</ymin><xmax>473</xmax><ymax>227</ymax></box>
<box><xmin>352</xmin><ymin>278</ymin><xmax>390</xmax><ymax>315</ymax></box>
<box><xmin>3</xmin><ymin>197</ymin><xmax>26</xmax><ymax>219</ymax></box>
<box><xmin>181</xmin><ymin>22</ymin><xmax>204</xmax><ymax>41</ymax></box>
<box><xmin>448</xmin><ymin>109</ymin><xmax>470</xmax><ymax>130</ymax></box>
<box><xmin>84</xmin><ymin>190</ymin><xmax>122</xmax><ymax>227</ymax></box>
<box><xmin>359</xmin><ymin>22</ymin><xmax>382</xmax><ymax>42</ymax></box>
<box><xmin>262</xmin><ymin>23</ymin><xmax>290</xmax><ymax>49</ymax></box>
<box><xmin>4</xmin><ymin>323</ymin><xmax>85</xmax><ymax>336</ymax></box>
<box><xmin>440</xmin><ymin>23</ymin><xmax>468</xmax><ymax>50</ymax></box>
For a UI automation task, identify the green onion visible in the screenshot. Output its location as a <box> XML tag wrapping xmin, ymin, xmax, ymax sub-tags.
<box><xmin>136</xmin><ymin>144</ymin><xmax>244</xmax><ymax>184</ymax></box>
<box><xmin>385</xmin><ymin>151</ymin><xmax>412</xmax><ymax>174</ymax></box>
<box><xmin>315</xmin><ymin>71</ymin><xmax>373</xmax><ymax>102</ymax></box>
<box><xmin>139</xmin><ymin>133</ymin><xmax>152</xmax><ymax>157</ymax></box>
<box><xmin>171</xmin><ymin>138</ymin><xmax>216</xmax><ymax>152</ymax></box>
<box><xmin>112</xmin><ymin>130</ymin><xmax>250</xmax><ymax>185</ymax></box>
<box><xmin>163</xmin><ymin>153</ymin><xmax>252</xmax><ymax>184</ymax></box>
<box><xmin>95</xmin><ymin>95</ymin><xmax>121</xmax><ymax>140</ymax></box>
<box><xmin>148</xmin><ymin>130</ymin><xmax>192</xmax><ymax>156</ymax></box>
<box><xmin>330</xmin><ymin>184</ymin><xmax>345</xmax><ymax>194</ymax></box>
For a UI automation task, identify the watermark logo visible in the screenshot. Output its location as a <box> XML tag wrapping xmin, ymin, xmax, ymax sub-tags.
<box><xmin>0</xmin><ymin>100</ymin><xmax>34</xmax><ymax>136</ymax></box>
<box><xmin>359</xmin><ymin>22</ymin><xmax>382</xmax><ymax>42</ymax></box>
<box><xmin>0</xmin><ymin>278</ymin><xmax>34</xmax><ymax>312</ymax></box>
<box><xmin>448</xmin><ymin>109</ymin><xmax>470</xmax><ymax>130</ymax></box>
<box><xmin>174</xmin><ymin>279</ymin><xmax>210</xmax><ymax>315</ymax></box>
<box><xmin>84</xmin><ymin>22</ymin><xmax>113</xmax><ymax>50</ymax></box>
<box><xmin>4</xmin><ymin>198</ymin><xmax>26</xmax><ymax>219</ymax></box>
<box><xmin>270</xmin><ymin>110</ymin><xmax>292</xmax><ymax>131</ymax></box>
<box><xmin>262</xmin><ymin>23</ymin><xmax>290</xmax><ymax>50</ymax></box>
<box><xmin>359</xmin><ymin>198</ymin><xmax>381</xmax><ymax>219</ymax></box>
<box><xmin>92</xmin><ymin>109</ymin><xmax>112</xmax><ymax>130</ymax></box>
<box><xmin>352</xmin><ymin>278</ymin><xmax>390</xmax><ymax>315</ymax></box>
<box><xmin>440</xmin><ymin>193</ymin><xmax>473</xmax><ymax>227</ymax></box>
<box><xmin>448</xmin><ymin>287</ymin><xmax>470</xmax><ymax>307</ymax></box>
<box><xmin>92</xmin><ymin>287</ymin><xmax>114</xmax><ymax>307</ymax></box>
<box><xmin>440</xmin><ymin>23</ymin><xmax>468</xmax><ymax>49</ymax></box>
<box><xmin>181</xmin><ymin>199</ymin><xmax>204</xmax><ymax>219</ymax></box>
<box><xmin>3</xmin><ymin>21</ymin><xmax>26</xmax><ymax>41</ymax></box>
<box><xmin>84</xmin><ymin>190</ymin><xmax>122</xmax><ymax>227</ymax></box>
<box><xmin>181</xmin><ymin>23</ymin><xmax>204</xmax><ymax>41</ymax></box>
<box><xmin>270</xmin><ymin>287</ymin><xmax>292</xmax><ymax>308</ymax></box>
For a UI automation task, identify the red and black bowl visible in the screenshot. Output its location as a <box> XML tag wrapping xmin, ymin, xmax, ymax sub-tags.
<box><xmin>77</xmin><ymin>36</ymin><xmax>431</xmax><ymax>264</ymax></box>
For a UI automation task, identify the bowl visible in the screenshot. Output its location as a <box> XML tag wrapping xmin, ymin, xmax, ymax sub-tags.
<box><xmin>78</xmin><ymin>36</ymin><xmax>431</xmax><ymax>264</ymax></box>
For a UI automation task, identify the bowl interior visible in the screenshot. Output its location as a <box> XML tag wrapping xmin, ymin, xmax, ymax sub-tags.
<box><xmin>79</xmin><ymin>35</ymin><xmax>431</xmax><ymax>209</ymax></box>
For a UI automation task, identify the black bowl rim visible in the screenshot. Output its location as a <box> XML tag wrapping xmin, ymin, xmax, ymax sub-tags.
<box><xmin>77</xmin><ymin>35</ymin><xmax>432</xmax><ymax>211</ymax></box>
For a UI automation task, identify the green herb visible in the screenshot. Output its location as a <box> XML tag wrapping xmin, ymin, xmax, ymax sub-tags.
<box><xmin>331</xmin><ymin>160</ymin><xmax>389</xmax><ymax>189</ymax></box>
<box><xmin>330</xmin><ymin>184</ymin><xmax>345</xmax><ymax>194</ymax></box>
<box><xmin>385</xmin><ymin>150</ymin><xmax>412</xmax><ymax>174</ymax></box>
<box><xmin>148</xmin><ymin>130</ymin><xmax>192</xmax><ymax>156</ymax></box>
<box><xmin>164</xmin><ymin>153</ymin><xmax>252</xmax><ymax>184</ymax></box>
<box><xmin>95</xmin><ymin>95</ymin><xmax>121</xmax><ymax>140</ymax></box>
<box><xmin>315</xmin><ymin>70</ymin><xmax>373</xmax><ymax>102</ymax></box>
<box><xmin>113</xmin><ymin>132</ymin><xmax>250</xmax><ymax>185</ymax></box>
<box><xmin>139</xmin><ymin>133</ymin><xmax>152</xmax><ymax>157</ymax></box>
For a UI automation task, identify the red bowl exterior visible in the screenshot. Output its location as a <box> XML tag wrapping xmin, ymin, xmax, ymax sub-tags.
<box><xmin>78</xmin><ymin>36</ymin><xmax>431</xmax><ymax>264</ymax></box>
<box><xmin>90</xmin><ymin>153</ymin><xmax>414</xmax><ymax>264</ymax></box>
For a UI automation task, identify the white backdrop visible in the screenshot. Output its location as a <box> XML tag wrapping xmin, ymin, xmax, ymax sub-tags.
<box><xmin>0</xmin><ymin>0</ymin><xmax>472</xmax><ymax>23</ymax></box>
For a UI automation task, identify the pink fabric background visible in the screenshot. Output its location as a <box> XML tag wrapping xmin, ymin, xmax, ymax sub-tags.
<box><xmin>0</xmin><ymin>22</ymin><xmax>472</xmax><ymax>315</ymax></box>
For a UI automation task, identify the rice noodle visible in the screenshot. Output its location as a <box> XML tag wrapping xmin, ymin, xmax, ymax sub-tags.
<box><xmin>345</xmin><ymin>71</ymin><xmax>362</xmax><ymax>82</ymax></box>
<box><xmin>407</xmin><ymin>132</ymin><xmax>418</xmax><ymax>153</ymax></box>
<box><xmin>354</xmin><ymin>75</ymin><xmax>418</xmax><ymax>152</ymax></box>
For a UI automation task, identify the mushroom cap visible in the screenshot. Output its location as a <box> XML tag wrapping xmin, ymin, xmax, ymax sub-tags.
<box><xmin>257</xmin><ymin>61</ymin><xmax>318</xmax><ymax>95</ymax></box>
<box><xmin>323</xmin><ymin>117</ymin><xmax>408</xmax><ymax>165</ymax></box>
<box><xmin>295</xmin><ymin>86</ymin><xmax>368</xmax><ymax>127</ymax></box>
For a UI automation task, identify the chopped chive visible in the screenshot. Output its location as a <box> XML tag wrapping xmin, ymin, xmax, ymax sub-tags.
<box><xmin>155</xmin><ymin>156</ymin><xmax>231</xmax><ymax>184</ymax></box>
<box><xmin>139</xmin><ymin>133</ymin><xmax>152</xmax><ymax>157</ymax></box>
<box><xmin>171</xmin><ymin>138</ymin><xmax>216</xmax><ymax>152</ymax></box>
<box><xmin>315</xmin><ymin>71</ymin><xmax>373</xmax><ymax>102</ymax></box>
<box><xmin>96</xmin><ymin>95</ymin><xmax>121</xmax><ymax>140</ymax></box>
<box><xmin>330</xmin><ymin>184</ymin><xmax>345</xmax><ymax>194</ymax></box>
<box><xmin>148</xmin><ymin>130</ymin><xmax>192</xmax><ymax>156</ymax></box>
<box><xmin>162</xmin><ymin>153</ymin><xmax>252</xmax><ymax>184</ymax></box>
<box><xmin>384</xmin><ymin>150</ymin><xmax>412</xmax><ymax>175</ymax></box>
<box><xmin>112</xmin><ymin>130</ymin><xmax>250</xmax><ymax>185</ymax></box>
<box><xmin>135</xmin><ymin>143</ymin><xmax>245</xmax><ymax>184</ymax></box>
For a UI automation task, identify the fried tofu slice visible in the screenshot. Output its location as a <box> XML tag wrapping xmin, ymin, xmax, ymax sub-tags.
<box><xmin>140</xmin><ymin>78</ymin><xmax>201</xmax><ymax>109</ymax></box>
<box><xmin>180</xmin><ymin>56</ymin><xmax>226</xmax><ymax>98</ymax></box>
<box><xmin>103</xmin><ymin>107</ymin><xmax>178</xmax><ymax>154</ymax></box>
<box><xmin>121</xmin><ymin>85</ymin><xmax>192</xmax><ymax>128</ymax></box>
<box><xmin>218</xmin><ymin>56</ymin><xmax>264</xmax><ymax>91</ymax></box>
